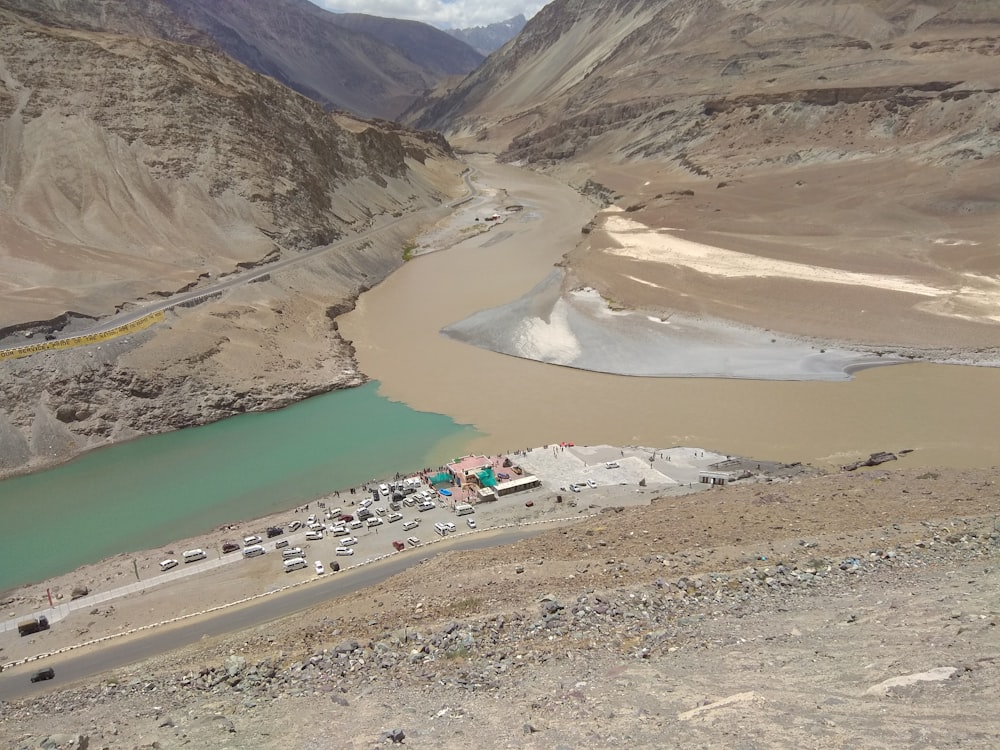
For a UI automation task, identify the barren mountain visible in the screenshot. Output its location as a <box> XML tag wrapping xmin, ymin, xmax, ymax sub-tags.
<box><xmin>0</xmin><ymin>0</ymin><xmax>214</xmax><ymax>46</ymax></box>
<box><xmin>2</xmin><ymin>0</ymin><xmax>484</xmax><ymax>120</ymax></box>
<box><xmin>0</xmin><ymin>3</ymin><xmax>465</xmax><ymax>477</ymax></box>
<box><xmin>328</xmin><ymin>12</ymin><xmax>484</xmax><ymax>77</ymax></box>
<box><xmin>159</xmin><ymin>0</ymin><xmax>482</xmax><ymax>119</ymax></box>
<box><xmin>410</xmin><ymin>0</ymin><xmax>1000</xmax><ymax>353</ymax></box>
<box><xmin>446</xmin><ymin>13</ymin><xmax>527</xmax><ymax>55</ymax></box>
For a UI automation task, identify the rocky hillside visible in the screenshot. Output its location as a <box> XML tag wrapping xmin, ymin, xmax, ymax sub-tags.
<box><xmin>328</xmin><ymin>12</ymin><xmax>484</xmax><ymax>76</ymax></box>
<box><xmin>413</xmin><ymin>0</ymin><xmax>1000</xmax><ymax>166</ymax></box>
<box><xmin>0</xmin><ymin>0</ymin><xmax>214</xmax><ymax>46</ymax></box>
<box><xmin>408</xmin><ymin>0</ymin><xmax>1000</xmax><ymax>354</ymax></box>
<box><xmin>159</xmin><ymin>0</ymin><xmax>482</xmax><ymax>119</ymax></box>
<box><xmin>447</xmin><ymin>13</ymin><xmax>527</xmax><ymax>55</ymax></box>
<box><xmin>0</xmin><ymin>4</ymin><xmax>465</xmax><ymax>477</ymax></box>
<box><xmin>1</xmin><ymin>0</ymin><xmax>484</xmax><ymax>119</ymax></box>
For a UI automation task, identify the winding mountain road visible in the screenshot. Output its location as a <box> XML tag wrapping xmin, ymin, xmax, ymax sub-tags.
<box><xmin>1</xmin><ymin>167</ymin><xmax>479</xmax><ymax>353</ymax></box>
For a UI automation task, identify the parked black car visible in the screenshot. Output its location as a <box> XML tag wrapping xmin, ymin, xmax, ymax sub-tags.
<box><xmin>266</xmin><ymin>526</ymin><xmax>284</xmax><ymax>538</ymax></box>
<box><xmin>30</xmin><ymin>667</ymin><xmax>55</xmax><ymax>683</ymax></box>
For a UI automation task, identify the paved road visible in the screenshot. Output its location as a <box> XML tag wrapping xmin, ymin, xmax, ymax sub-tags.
<box><xmin>0</xmin><ymin>525</ymin><xmax>542</xmax><ymax>701</ymax></box>
<box><xmin>0</xmin><ymin>167</ymin><xmax>478</xmax><ymax>352</ymax></box>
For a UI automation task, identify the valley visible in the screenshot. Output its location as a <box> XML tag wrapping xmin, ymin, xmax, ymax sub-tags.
<box><xmin>0</xmin><ymin>1</ymin><xmax>998</xmax><ymax>747</ymax></box>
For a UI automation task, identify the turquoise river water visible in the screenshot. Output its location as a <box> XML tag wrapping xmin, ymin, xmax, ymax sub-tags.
<box><xmin>0</xmin><ymin>382</ymin><xmax>478</xmax><ymax>593</ymax></box>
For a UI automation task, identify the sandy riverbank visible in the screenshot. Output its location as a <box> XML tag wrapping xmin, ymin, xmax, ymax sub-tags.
<box><xmin>441</xmin><ymin>199</ymin><xmax>999</xmax><ymax>379</ymax></box>
<box><xmin>442</xmin><ymin>268</ymin><xmax>899</xmax><ymax>380</ymax></box>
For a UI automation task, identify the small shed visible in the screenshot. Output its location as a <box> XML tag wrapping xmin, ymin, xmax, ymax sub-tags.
<box><xmin>699</xmin><ymin>470</ymin><xmax>737</xmax><ymax>486</ymax></box>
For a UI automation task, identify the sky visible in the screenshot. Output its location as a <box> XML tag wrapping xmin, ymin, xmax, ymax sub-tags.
<box><xmin>313</xmin><ymin>1</ymin><xmax>547</xmax><ymax>29</ymax></box>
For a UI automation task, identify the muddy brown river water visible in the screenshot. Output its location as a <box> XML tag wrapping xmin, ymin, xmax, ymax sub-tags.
<box><xmin>340</xmin><ymin>158</ymin><xmax>1000</xmax><ymax>470</ymax></box>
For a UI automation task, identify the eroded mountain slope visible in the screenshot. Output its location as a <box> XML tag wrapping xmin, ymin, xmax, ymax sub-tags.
<box><xmin>0</xmin><ymin>5</ymin><xmax>465</xmax><ymax>477</ymax></box>
<box><xmin>410</xmin><ymin>0</ymin><xmax>1000</xmax><ymax>354</ymax></box>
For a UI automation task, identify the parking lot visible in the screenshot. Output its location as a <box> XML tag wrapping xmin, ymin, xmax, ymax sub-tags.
<box><xmin>214</xmin><ymin>478</ymin><xmax>489</xmax><ymax>579</ymax></box>
<box><xmin>2</xmin><ymin>443</ymin><xmax>726</xmax><ymax>648</ymax></box>
<box><xmin>170</xmin><ymin>444</ymin><xmax>726</xmax><ymax>582</ymax></box>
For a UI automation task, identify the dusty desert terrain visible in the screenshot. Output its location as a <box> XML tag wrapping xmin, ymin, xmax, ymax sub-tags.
<box><xmin>2</xmin><ymin>6</ymin><xmax>999</xmax><ymax>747</ymax></box>
<box><xmin>563</xmin><ymin>159</ymin><xmax>1000</xmax><ymax>361</ymax></box>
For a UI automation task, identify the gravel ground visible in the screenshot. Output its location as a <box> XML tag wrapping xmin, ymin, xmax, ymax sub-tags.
<box><xmin>2</xmin><ymin>456</ymin><xmax>997</xmax><ymax>749</ymax></box>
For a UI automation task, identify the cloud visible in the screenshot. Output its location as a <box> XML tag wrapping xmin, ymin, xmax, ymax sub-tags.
<box><xmin>312</xmin><ymin>0</ymin><xmax>546</xmax><ymax>28</ymax></box>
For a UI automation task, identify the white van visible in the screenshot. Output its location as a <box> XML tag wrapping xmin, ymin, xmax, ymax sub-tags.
<box><xmin>182</xmin><ymin>549</ymin><xmax>207</xmax><ymax>563</ymax></box>
<box><xmin>454</xmin><ymin>503</ymin><xmax>474</xmax><ymax>516</ymax></box>
<box><xmin>283</xmin><ymin>557</ymin><xmax>308</xmax><ymax>572</ymax></box>
<box><xmin>281</xmin><ymin>547</ymin><xmax>304</xmax><ymax>559</ymax></box>
<box><xmin>402</xmin><ymin>520</ymin><xmax>419</xmax><ymax>531</ymax></box>
<box><xmin>434</xmin><ymin>522</ymin><xmax>448</xmax><ymax>536</ymax></box>
<box><xmin>243</xmin><ymin>544</ymin><xmax>265</xmax><ymax>558</ymax></box>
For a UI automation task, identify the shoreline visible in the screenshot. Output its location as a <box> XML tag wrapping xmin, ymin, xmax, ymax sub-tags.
<box><xmin>1</xmin><ymin>443</ymin><xmax>788</xmax><ymax>654</ymax></box>
<box><xmin>4</xmin><ymin>153</ymin><xmax>998</xmax><ymax>481</ymax></box>
<box><xmin>442</xmin><ymin>269</ymin><xmax>910</xmax><ymax>381</ymax></box>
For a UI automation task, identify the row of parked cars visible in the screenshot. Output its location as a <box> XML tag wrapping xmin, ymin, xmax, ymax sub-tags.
<box><xmin>155</xmin><ymin>478</ymin><xmax>468</xmax><ymax>576</ymax></box>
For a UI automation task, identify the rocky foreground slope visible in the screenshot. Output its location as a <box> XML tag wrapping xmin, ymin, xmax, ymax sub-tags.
<box><xmin>3</xmin><ymin>466</ymin><xmax>998</xmax><ymax>748</ymax></box>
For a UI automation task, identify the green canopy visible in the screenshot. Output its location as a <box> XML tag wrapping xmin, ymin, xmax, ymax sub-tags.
<box><xmin>476</xmin><ymin>467</ymin><xmax>497</xmax><ymax>487</ymax></box>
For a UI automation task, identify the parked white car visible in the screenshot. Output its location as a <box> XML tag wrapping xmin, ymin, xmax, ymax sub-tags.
<box><xmin>387</xmin><ymin>512</ymin><xmax>403</xmax><ymax>523</ymax></box>
<box><xmin>367</xmin><ymin>517</ymin><xmax>383</xmax><ymax>528</ymax></box>
<box><xmin>339</xmin><ymin>536</ymin><xmax>358</xmax><ymax>546</ymax></box>
<box><xmin>587</xmin><ymin>479</ymin><xmax>598</xmax><ymax>488</ymax></box>
<box><xmin>159</xmin><ymin>559</ymin><xmax>179</xmax><ymax>572</ymax></box>
<box><xmin>335</xmin><ymin>547</ymin><xmax>355</xmax><ymax>556</ymax></box>
<box><xmin>305</xmin><ymin>530</ymin><xmax>324</xmax><ymax>541</ymax></box>
<box><xmin>314</xmin><ymin>560</ymin><xmax>325</xmax><ymax>575</ymax></box>
<box><xmin>466</xmin><ymin>518</ymin><xmax>477</xmax><ymax>529</ymax></box>
<box><xmin>407</xmin><ymin>536</ymin><xmax>421</xmax><ymax>546</ymax></box>
<box><xmin>402</xmin><ymin>520</ymin><xmax>419</xmax><ymax>531</ymax></box>
<box><xmin>244</xmin><ymin>535</ymin><xmax>263</xmax><ymax>546</ymax></box>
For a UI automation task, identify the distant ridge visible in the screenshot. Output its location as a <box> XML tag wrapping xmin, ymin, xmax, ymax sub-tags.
<box><xmin>159</xmin><ymin>0</ymin><xmax>483</xmax><ymax>119</ymax></box>
<box><xmin>447</xmin><ymin>13</ymin><xmax>526</xmax><ymax>55</ymax></box>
